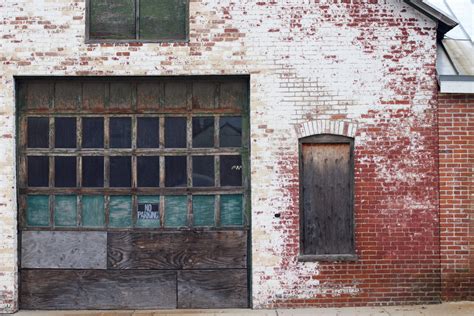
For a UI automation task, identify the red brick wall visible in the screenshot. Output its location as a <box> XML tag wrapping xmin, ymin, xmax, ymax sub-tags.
<box><xmin>438</xmin><ymin>94</ymin><xmax>474</xmax><ymax>301</ymax></box>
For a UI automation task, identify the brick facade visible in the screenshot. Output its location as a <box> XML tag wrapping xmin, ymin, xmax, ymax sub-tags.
<box><xmin>0</xmin><ymin>0</ymin><xmax>459</xmax><ymax>312</ymax></box>
<box><xmin>438</xmin><ymin>94</ymin><xmax>474</xmax><ymax>301</ymax></box>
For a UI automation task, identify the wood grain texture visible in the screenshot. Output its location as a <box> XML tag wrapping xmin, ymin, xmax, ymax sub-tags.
<box><xmin>20</xmin><ymin>269</ymin><xmax>176</xmax><ymax>309</ymax></box>
<box><xmin>177</xmin><ymin>269</ymin><xmax>248</xmax><ymax>308</ymax></box>
<box><xmin>108</xmin><ymin>230</ymin><xmax>247</xmax><ymax>269</ymax></box>
<box><xmin>302</xmin><ymin>143</ymin><xmax>354</xmax><ymax>255</ymax></box>
<box><xmin>21</xmin><ymin>231</ymin><xmax>107</xmax><ymax>269</ymax></box>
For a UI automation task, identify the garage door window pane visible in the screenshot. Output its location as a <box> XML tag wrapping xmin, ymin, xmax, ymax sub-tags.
<box><xmin>82</xmin><ymin>118</ymin><xmax>104</xmax><ymax>148</ymax></box>
<box><xmin>137</xmin><ymin>117</ymin><xmax>159</xmax><ymax>148</ymax></box>
<box><xmin>27</xmin><ymin>117</ymin><xmax>49</xmax><ymax>148</ymax></box>
<box><xmin>165</xmin><ymin>117</ymin><xmax>186</xmax><ymax>148</ymax></box>
<box><xmin>82</xmin><ymin>156</ymin><xmax>104</xmax><ymax>187</ymax></box>
<box><xmin>28</xmin><ymin>156</ymin><xmax>49</xmax><ymax>187</ymax></box>
<box><xmin>192</xmin><ymin>117</ymin><xmax>214</xmax><ymax>148</ymax></box>
<box><xmin>137</xmin><ymin>156</ymin><xmax>160</xmax><ymax>187</ymax></box>
<box><xmin>110</xmin><ymin>156</ymin><xmax>131</xmax><ymax>187</ymax></box>
<box><xmin>55</xmin><ymin>156</ymin><xmax>76</xmax><ymax>187</ymax></box>
<box><xmin>220</xmin><ymin>155</ymin><xmax>242</xmax><ymax>187</ymax></box>
<box><xmin>55</xmin><ymin>117</ymin><xmax>76</xmax><ymax>148</ymax></box>
<box><xmin>165</xmin><ymin>156</ymin><xmax>187</xmax><ymax>187</ymax></box>
<box><xmin>192</xmin><ymin>156</ymin><xmax>214</xmax><ymax>187</ymax></box>
<box><xmin>220</xmin><ymin>117</ymin><xmax>241</xmax><ymax>147</ymax></box>
<box><xmin>110</xmin><ymin>117</ymin><xmax>131</xmax><ymax>148</ymax></box>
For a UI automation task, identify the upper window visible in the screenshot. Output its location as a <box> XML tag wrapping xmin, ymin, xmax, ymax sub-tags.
<box><xmin>299</xmin><ymin>134</ymin><xmax>356</xmax><ymax>261</ymax></box>
<box><xmin>86</xmin><ymin>0</ymin><xmax>188</xmax><ymax>42</ymax></box>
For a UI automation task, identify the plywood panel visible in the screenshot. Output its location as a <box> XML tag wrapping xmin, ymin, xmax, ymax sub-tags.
<box><xmin>20</xmin><ymin>269</ymin><xmax>176</xmax><ymax>309</ymax></box>
<box><xmin>108</xmin><ymin>231</ymin><xmax>247</xmax><ymax>269</ymax></box>
<box><xmin>21</xmin><ymin>231</ymin><xmax>107</xmax><ymax>269</ymax></box>
<box><xmin>177</xmin><ymin>270</ymin><xmax>248</xmax><ymax>308</ymax></box>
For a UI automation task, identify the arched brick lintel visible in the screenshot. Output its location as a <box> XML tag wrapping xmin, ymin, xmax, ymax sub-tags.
<box><xmin>296</xmin><ymin>119</ymin><xmax>358</xmax><ymax>139</ymax></box>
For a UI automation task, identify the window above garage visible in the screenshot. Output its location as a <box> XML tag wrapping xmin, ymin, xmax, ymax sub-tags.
<box><xmin>86</xmin><ymin>0</ymin><xmax>188</xmax><ymax>43</ymax></box>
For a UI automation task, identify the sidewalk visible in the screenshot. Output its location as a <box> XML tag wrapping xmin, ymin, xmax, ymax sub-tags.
<box><xmin>9</xmin><ymin>302</ymin><xmax>474</xmax><ymax>316</ymax></box>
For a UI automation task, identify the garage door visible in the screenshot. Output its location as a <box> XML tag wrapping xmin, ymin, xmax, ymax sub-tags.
<box><xmin>17</xmin><ymin>77</ymin><xmax>250</xmax><ymax>309</ymax></box>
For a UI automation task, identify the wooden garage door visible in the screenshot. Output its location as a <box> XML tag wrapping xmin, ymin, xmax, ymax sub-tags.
<box><xmin>17</xmin><ymin>77</ymin><xmax>250</xmax><ymax>309</ymax></box>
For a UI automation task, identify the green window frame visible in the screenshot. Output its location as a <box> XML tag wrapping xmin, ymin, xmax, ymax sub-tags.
<box><xmin>85</xmin><ymin>0</ymin><xmax>189</xmax><ymax>43</ymax></box>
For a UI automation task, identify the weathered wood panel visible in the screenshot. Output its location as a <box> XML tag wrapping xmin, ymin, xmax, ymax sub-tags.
<box><xmin>82</xmin><ymin>82</ymin><xmax>105</xmax><ymax>110</ymax></box>
<box><xmin>20</xmin><ymin>270</ymin><xmax>176</xmax><ymax>309</ymax></box>
<box><xmin>302</xmin><ymin>143</ymin><xmax>354</xmax><ymax>255</ymax></box>
<box><xmin>219</xmin><ymin>81</ymin><xmax>247</xmax><ymax>110</ymax></box>
<box><xmin>108</xmin><ymin>231</ymin><xmax>247</xmax><ymax>269</ymax></box>
<box><xmin>21</xmin><ymin>231</ymin><xmax>107</xmax><ymax>269</ymax></box>
<box><xmin>137</xmin><ymin>82</ymin><xmax>162</xmax><ymax>110</ymax></box>
<box><xmin>54</xmin><ymin>81</ymin><xmax>81</xmax><ymax>110</ymax></box>
<box><xmin>164</xmin><ymin>82</ymin><xmax>187</xmax><ymax>109</ymax></box>
<box><xmin>192</xmin><ymin>82</ymin><xmax>216</xmax><ymax>109</ymax></box>
<box><xmin>109</xmin><ymin>82</ymin><xmax>133</xmax><ymax>110</ymax></box>
<box><xmin>25</xmin><ymin>81</ymin><xmax>53</xmax><ymax>110</ymax></box>
<box><xmin>177</xmin><ymin>270</ymin><xmax>248</xmax><ymax>308</ymax></box>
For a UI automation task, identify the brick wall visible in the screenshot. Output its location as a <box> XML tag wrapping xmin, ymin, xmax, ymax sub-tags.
<box><xmin>438</xmin><ymin>94</ymin><xmax>474</xmax><ymax>301</ymax></box>
<box><xmin>0</xmin><ymin>0</ymin><xmax>440</xmax><ymax>312</ymax></box>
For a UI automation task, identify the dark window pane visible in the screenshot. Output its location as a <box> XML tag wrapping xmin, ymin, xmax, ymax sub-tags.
<box><xmin>192</xmin><ymin>117</ymin><xmax>214</xmax><ymax>148</ymax></box>
<box><xmin>27</xmin><ymin>117</ymin><xmax>49</xmax><ymax>148</ymax></box>
<box><xmin>110</xmin><ymin>117</ymin><xmax>131</xmax><ymax>148</ymax></box>
<box><xmin>137</xmin><ymin>117</ymin><xmax>159</xmax><ymax>148</ymax></box>
<box><xmin>82</xmin><ymin>156</ymin><xmax>104</xmax><ymax>187</ymax></box>
<box><xmin>89</xmin><ymin>0</ymin><xmax>136</xmax><ymax>40</ymax></box>
<box><xmin>139</xmin><ymin>0</ymin><xmax>187</xmax><ymax>40</ymax></box>
<box><xmin>27</xmin><ymin>156</ymin><xmax>49</xmax><ymax>187</ymax></box>
<box><xmin>55</xmin><ymin>117</ymin><xmax>76</xmax><ymax>148</ymax></box>
<box><xmin>165</xmin><ymin>156</ymin><xmax>187</xmax><ymax>187</ymax></box>
<box><xmin>82</xmin><ymin>118</ymin><xmax>104</xmax><ymax>148</ymax></box>
<box><xmin>165</xmin><ymin>117</ymin><xmax>186</xmax><ymax>148</ymax></box>
<box><xmin>110</xmin><ymin>156</ymin><xmax>131</xmax><ymax>187</ymax></box>
<box><xmin>220</xmin><ymin>155</ymin><xmax>242</xmax><ymax>187</ymax></box>
<box><xmin>137</xmin><ymin>156</ymin><xmax>160</xmax><ymax>187</ymax></box>
<box><xmin>193</xmin><ymin>156</ymin><xmax>214</xmax><ymax>187</ymax></box>
<box><xmin>220</xmin><ymin>116</ymin><xmax>242</xmax><ymax>147</ymax></box>
<box><xmin>55</xmin><ymin>157</ymin><xmax>76</xmax><ymax>187</ymax></box>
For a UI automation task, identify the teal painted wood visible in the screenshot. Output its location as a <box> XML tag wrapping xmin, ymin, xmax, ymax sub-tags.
<box><xmin>136</xmin><ymin>196</ymin><xmax>160</xmax><ymax>228</ymax></box>
<box><xmin>109</xmin><ymin>195</ymin><xmax>132</xmax><ymax>228</ymax></box>
<box><xmin>193</xmin><ymin>195</ymin><xmax>215</xmax><ymax>227</ymax></box>
<box><xmin>164</xmin><ymin>196</ymin><xmax>187</xmax><ymax>228</ymax></box>
<box><xmin>220</xmin><ymin>194</ymin><xmax>243</xmax><ymax>226</ymax></box>
<box><xmin>26</xmin><ymin>195</ymin><xmax>50</xmax><ymax>227</ymax></box>
<box><xmin>82</xmin><ymin>195</ymin><xmax>105</xmax><ymax>227</ymax></box>
<box><xmin>54</xmin><ymin>195</ymin><xmax>77</xmax><ymax>227</ymax></box>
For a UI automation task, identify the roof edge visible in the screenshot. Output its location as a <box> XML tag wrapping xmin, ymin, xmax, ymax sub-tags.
<box><xmin>439</xmin><ymin>75</ymin><xmax>474</xmax><ymax>93</ymax></box>
<box><xmin>404</xmin><ymin>0</ymin><xmax>458</xmax><ymax>39</ymax></box>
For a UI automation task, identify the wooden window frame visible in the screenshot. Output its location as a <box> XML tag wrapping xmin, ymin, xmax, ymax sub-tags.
<box><xmin>16</xmin><ymin>77</ymin><xmax>250</xmax><ymax>232</ymax></box>
<box><xmin>85</xmin><ymin>0</ymin><xmax>190</xmax><ymax>44</ymax></box>
<box><xmin>298</xmin><ymin>134</ymin><xmax>357</xmax><ymax>262</ymax></box>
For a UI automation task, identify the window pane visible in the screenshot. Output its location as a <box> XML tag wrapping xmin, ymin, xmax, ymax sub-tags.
<box><xmin>220</xmin><ymin>155</ymin><xmax>242</xmax><ymax>187</ymax></box>
<box><xmin>110</xmin><ymin>156</ymin><xmax>131</xmax><ymax>187</ymax></box>
<box><xmin>137</xmin><ymin>156</ymin><xmax>160</xmax><ymax>187</ymax></box>
<box><xmin>137</xmin><ymin>196</ymin><xmax>160</xmax><ymax>228</ymax></box>
<box><xmin>89</xmin><ymin>0</ymin><xmax>136</xmax><ymax>40</ymax></box>
<box><xmin>109</xmin><ymin>195</ymin><xmax>132</xmax><ymax>228</ymax></box>
<box><xmin>82</xmin><ymin>195</ymin><xmax>105</xmax><ymax>227</ymax></box>
<box><xmin>26</xmin><ymin>195</ymin><xmax>49</xmax><ymax>227</ymax></box>
<box><xmin>220</xmin><ymin>194</ymin><xmax>243</xmax><ymax>226</ymax></box>
<box><xmin>192</xmin><ymin>117</ymin><xmax>214</xmax><ymax>148</ymax></box>
<box><xmin>54</xmin><ymin>195</ymin><xmax>77</xmax><ymax>227</ymax></box>
<box><xmin>55</xmin><ymin>117</ymin><xmax>76</xmax><ymax>148</ymax></box>
<box><xmin>139</xmin><ymin>0</ymin><xmax>187</xmax><ymax>40</ymax></box>
<box><xmin>192</xmin><ymin>156</ymin><xmax>214</xmax><ymax>187</ymax></box>
<box><xmin>110</xmin><ymin>117</ymin><xmax>131</xmax><ymax>148</ymax></box>
<box><xmin>220</xmin><ymin>116</ymin><xmax>242</xmax><ymax>147</ymax></box>
<box><xmin>164</xmin><ymin>195</ymin><xmax>187</xmax><ymax>227</ymax></box>
<box><xmin>55</xmin><ymin>156</ymin><xmax>76</xmax><ymax>187</ymax></box>
<box><xmin>165</xmin><ymin>156</ymin><xmax>187</xmax><ymax>187</ymax></box>
<box><xmin>27</xmin><ymin>117</ymin><xmax>49</xmax><ymax>148</ymax></box>
<box><xmin>82</xmin><ymin>118</ymin><xmax>104</xmax><ymax>148</ymax></box>
<box><xmin>82</xmin><ymin>156</ymin><xmax>104</xmax><ymax>187</ymax></box>
<box><xmin>137</xmin><ymin>117</ymin><xmax>159</xmax><ymax>148</ymax></box>
<box><xmin>193</xmin><ymin>195</ymin><xmax>215</xmax><ymax>227</ymax></box>
<box><xmin>165</xmin><ymin>117</ymin><xmax>186</xmax><ymax>148</ymax></box>
<box><xmin>28</xmin><ymin>156</ymin><xmax>49</xmax><ymax>187</ymax></box>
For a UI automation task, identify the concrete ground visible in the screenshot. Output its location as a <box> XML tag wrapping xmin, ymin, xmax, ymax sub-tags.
<box><xmin>8</xmin><ymin>302</ymin><xmax>474</xmax><ymax>316</ymax></box>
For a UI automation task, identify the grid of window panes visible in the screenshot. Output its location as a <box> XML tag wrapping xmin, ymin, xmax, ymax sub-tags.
<box><xmin>19</xmin><ymin>79</ymin><xmax>248</xmax><ymax>230</ymax></box>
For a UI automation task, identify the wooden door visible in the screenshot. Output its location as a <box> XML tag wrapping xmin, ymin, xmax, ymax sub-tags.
<box><xmin>17</xmin><ymin>77</ymin><xmax>250</xmax><ymax>309</ymax></box>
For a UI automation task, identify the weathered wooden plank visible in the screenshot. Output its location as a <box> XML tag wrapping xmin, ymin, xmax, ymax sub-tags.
<box><xmin>20</xmin><ymin>269</ymin><xmax>176</xmax><ymax>309</ymax></box>
<box><xmin>21</xmin><ymin>231</ymin><xmax>106</xmax><ymax>269</ymax></box>
<box><xmin>108</xmin><ymin>230</ymin><xmax>247</xmax><ymax>269</ymax></box>
<box><xmin>177</xmin><ymin>269</ymin><xmax>248</xmax><ymax>308</ymax></box>
<box><xmin>302</xmin><ymin>143</ymin><xmax>353</xmax><ymax>255</ymax></box>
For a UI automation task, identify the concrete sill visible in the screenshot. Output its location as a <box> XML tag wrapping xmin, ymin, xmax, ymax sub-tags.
<box><xmin>298</xmin><ymin>254</ymin><xmax>358</xmax><ymax>262</ymax></box>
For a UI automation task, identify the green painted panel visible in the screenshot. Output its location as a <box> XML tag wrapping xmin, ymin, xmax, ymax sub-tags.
<box><xmin>164</xmin><ymin>196</ymin><xmax>187</xmax><ymax>228</ymax></box>
<box><xmin>82</xmin><ymin>196</ymin><xmax>105</xmax><ymax>227</ymax></box>
<box><xmin>139</xmin><ymin>0</ymin><xmax>187</xmax><ymax>40</ymax></box>
<box><xmin>89</xmin><ymin>0</ymin><xmax>136</xmax><ymax>40</ymax></box>
<box><xmin>54</xmin><ymin>195</ymin><xmax>77</xmax><ymax>227</ymax></box>
<box><xmin>193</xmin><ymin>195</ymin><xmax>215</xmax><ymax>227</ymax></box>
<box><xmin>109</xmin><ymin>196</ymin><xmax>132</xmax><ymax>228</ymax></box>
<box><xmin>220</xmin><ymin>195</ymin><xmax>243</xmax><ymax>227</ymax></box>
<box><xmin>136</xmin><ymin>196</ymin><xmax>160</xmax><ymax>228</ymax></box>
<box><xmin>26</xmin><ymin>195</ymin><xmax>50</xmax><ymax>227</ymax></box>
